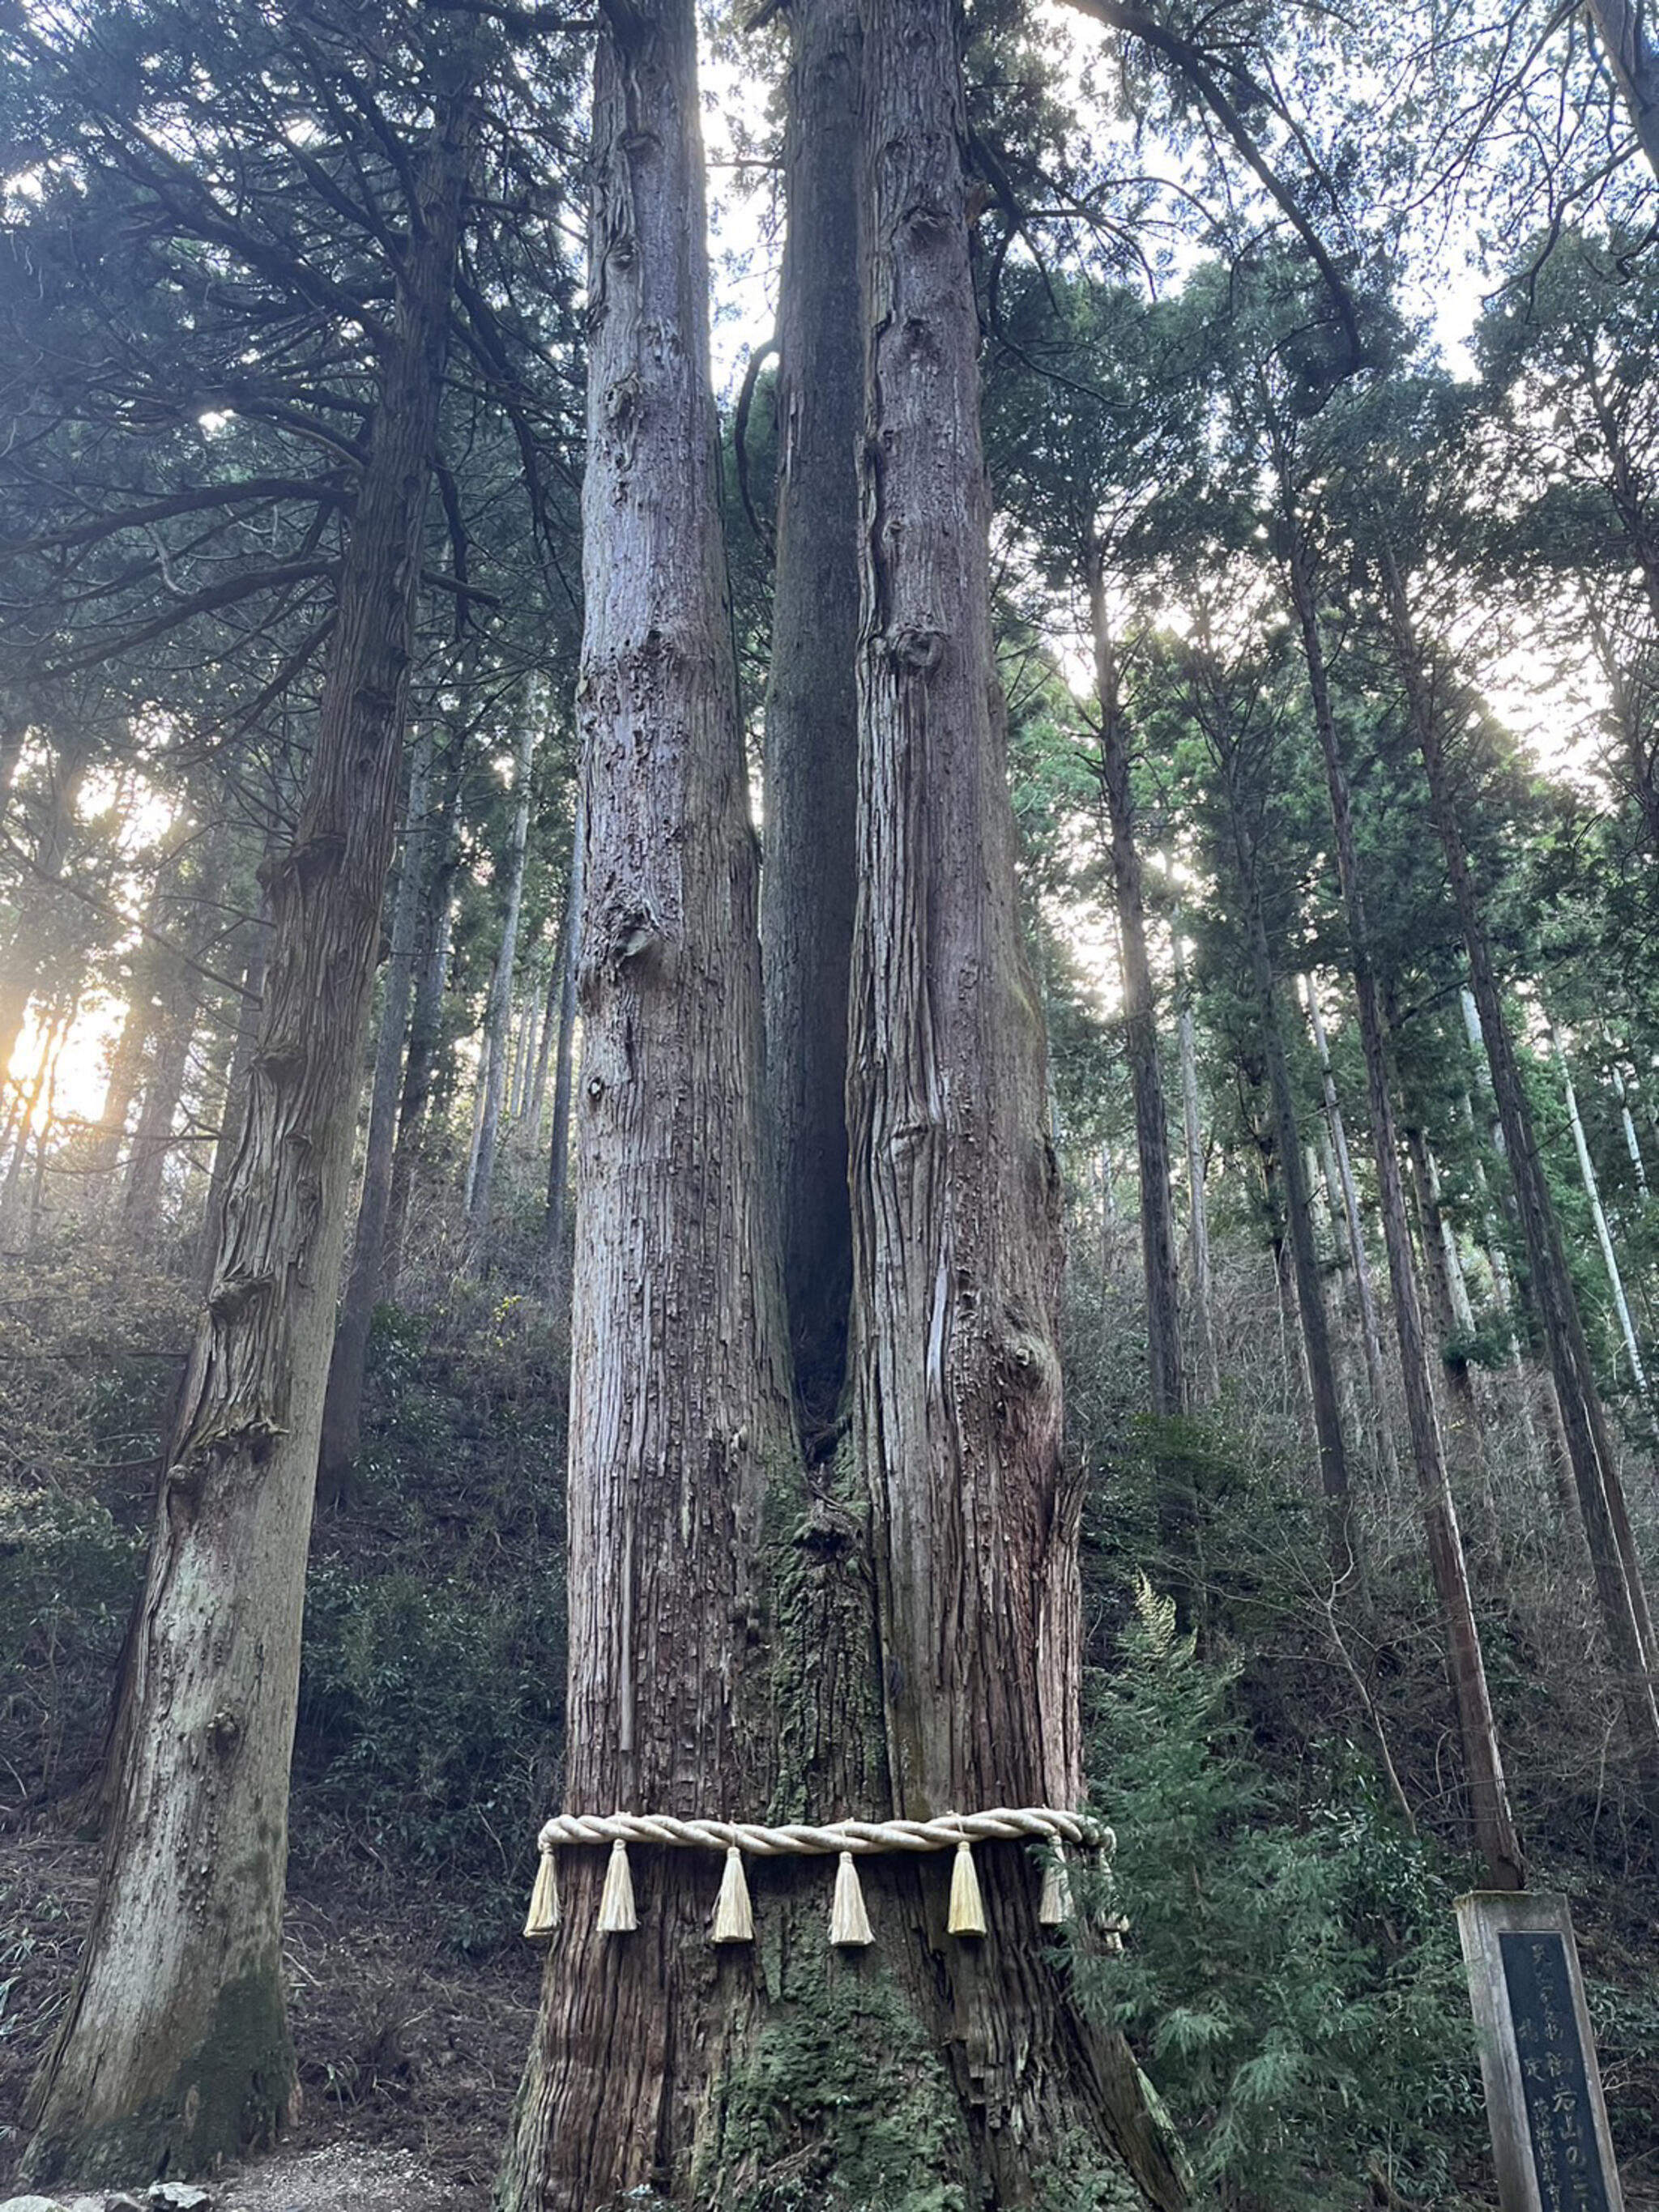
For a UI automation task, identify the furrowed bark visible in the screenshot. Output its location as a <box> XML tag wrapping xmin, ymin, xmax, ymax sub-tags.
<box><xmin>846</xmin><ymin>0</ymin><xmax>1186</xmax><ymax>2195</ymax></box>
<box><xmin>22</xmin><ymin>64</ymin><xmax>480</xmax><ymax>2183</ymax></box>
<box><xmin>498</xmin><ymin>0</ymin><xmax>796</xmax><ymax>2193</ymax></box>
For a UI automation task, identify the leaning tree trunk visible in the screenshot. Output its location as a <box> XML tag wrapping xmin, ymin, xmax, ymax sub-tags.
<box><xmin>22</xmin><ymin>75</ymin><xmax>479</xmax><ymax>2187</ymax></box>
<box><xmin>760</xmin><ymin>0</ymin><xmax>864</xmax><ymax>1444</ymax></box>
<box><xmin>498</xmin><ymin>0</ymin><xmax>798</xmax><ymax>2194</ymax></box>
<box><xmin>317</xmin><ymin>726</ymin><xmax>434</xmax><ymax>1508</ymax></box>
<box><xmin>1382</xmin><ymin>548</ymin><xmax>1659</xmax><ymax>1779</ymax></box>
<box><xmin>1547</xmin><ymin>1008</ymin><xmax>1653</xmax><ymax>1419</ymax></box>
<box><xmin>1288</xmin><ymin>526</ymin><xmax>1522</xmax><ymax>1888</ymax></box>
<box><xmin>1088</xmin><ymin>554</ymin><xmax>1184</xmax><ymax>1420</ymax></box>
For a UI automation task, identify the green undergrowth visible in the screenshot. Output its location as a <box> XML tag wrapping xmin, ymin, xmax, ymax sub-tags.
<box><xmin>290</xmin><ymin>1291</ymin><xmax>569</xmax><ymax>1950</ymax></box>
<box><xmin>1075</xmin><ymin>1576</ymin><xmax>1489</xmax><ymax>2210</ymax></box>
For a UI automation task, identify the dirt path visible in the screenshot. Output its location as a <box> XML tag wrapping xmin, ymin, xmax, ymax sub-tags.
<box><xmin>0</xmin><ymin>1835</ymin><xmax>541</xmax><ymax>2203</ymax></box>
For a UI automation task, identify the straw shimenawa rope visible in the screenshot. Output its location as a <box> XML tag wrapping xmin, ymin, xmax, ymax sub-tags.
<box><xmin>523</xmin><ymin>1805</ymin><xmax>1116</xmax><ymax>1946</ymax></box>
<box><xmin>535</xmin><ymin>1805</ymin><xmax>1112</xmax><ymax>1857</ymax></box>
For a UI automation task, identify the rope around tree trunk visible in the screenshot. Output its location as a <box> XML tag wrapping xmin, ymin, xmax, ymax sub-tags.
<box><xmin>535</xmin><ymin>1804</ymin><xmax>1113</xmax><ymax>1857</ymax></box>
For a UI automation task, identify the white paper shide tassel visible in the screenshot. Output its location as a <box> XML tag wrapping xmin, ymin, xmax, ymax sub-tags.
<box><xmin>523</xmin><ymin>1847</ymin><xmax>561</xmax><ymax>1940</ymax></box>
<box><xmin>1038</xmin><ymin>1841</ymin><xmax>1072</xmax><ymax>1928</ymax></box>
<box><xmin>598</xmin><ymin>1836</ymin><xmax>638</xmax><ymax>1934</ymax></box>
<box><xmin>947</xmin><ymin>1839</ymin><xmax>987</xmax><ymax>1937</ymax></box>
<box><xmin>829</xmin><ymin>1850</ymin><xmax>874</xmax><ymax>1947</ymax></box>
<box><xmin>712</xmin><ymin>1846</ymin><xmax>754</xmax><ymax>1944</ymax></box>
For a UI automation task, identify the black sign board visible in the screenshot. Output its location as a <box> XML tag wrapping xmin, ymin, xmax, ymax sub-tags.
<box><xmin>1499</xmin><ymin>1931</ymin><xmax>1614</xmax><ymax>2212</ymax></box>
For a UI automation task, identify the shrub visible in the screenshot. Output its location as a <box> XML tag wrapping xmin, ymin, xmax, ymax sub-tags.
<box><xmin>1074</xmin><ymin>1578</ymin><xmax>1488</xmax><ymax>2210</ymax></box>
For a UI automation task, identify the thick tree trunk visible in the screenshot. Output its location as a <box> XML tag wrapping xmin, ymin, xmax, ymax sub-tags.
<box><xmin>1384</xmin><ymin>551</ymin><xmax>1659</xmax><ymax>1778</ymax></box>
<box><xmin>317</xmin><ymin>727</ymin><xmax>434</xmax><ymax>1507</ymax></box>
<box><xmin>499</xmin><ymin>0</ymin><xmax>798</xmax><ymax>2195</ymax></box>
<box><xmin>1584</xmin><ymin>0</ymin><xmax>1659</xmax><ymax>177</ymax></box>
<box><xmin>22</xmin><ymin>74</ymin><xmax>477</xmax><ymax>2185</ymax></box>
<box><xmin>760</xmin><ymin>0</ymin><xmax>863</xmax><ymax>1443</ymax></box>
<box><xmin>467</xmin><ymin>698</ymin><xmax>538</xmax><ymax>1242</ymax></box>
<box><xmin>1289</xmin><ymin>535</ymin><xmax>1522</xmax><ymax>1887</ymax></box>
<box><xmin>1088</xmin><ymin>558</ymin><xmax>1184</xmax><ymax>1419</ymax></box>
<box><xmin>835</xmin><ymin>0</ymin><xmax>1185</xmax><ymax>2196</ymax></box>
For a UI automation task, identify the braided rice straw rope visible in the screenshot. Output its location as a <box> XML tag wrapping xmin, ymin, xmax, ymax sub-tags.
<box><xmin>536</xmin><ymin>1805</ymin><xmax>1114</xmax><ymax>1858</ymax></box>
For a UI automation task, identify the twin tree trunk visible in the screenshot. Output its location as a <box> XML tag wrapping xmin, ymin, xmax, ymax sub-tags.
<box><xmin>502</xmin><ymin>0</ymin><xmax>1185</xmax><ymax>2201</ymax></box>
<box><xmin>22</xmin><ymin>67</ymin><xmax>478</xmax><ymax>2184</ymax></box>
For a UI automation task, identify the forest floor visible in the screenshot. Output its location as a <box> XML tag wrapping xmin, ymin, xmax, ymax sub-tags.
<box><xmin>0</xmin><ymin>1831</ymin><xmax>542</xmax><ymax>2206</ymax></box>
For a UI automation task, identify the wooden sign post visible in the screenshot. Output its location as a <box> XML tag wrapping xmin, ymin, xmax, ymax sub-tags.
<box><xmin>1456</xmin><ymin>1891</ymin><xmax>1625</xmax><ymax>2212</ymax></box>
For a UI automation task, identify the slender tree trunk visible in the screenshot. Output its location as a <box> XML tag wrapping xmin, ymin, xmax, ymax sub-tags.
<box><xmin>1089</xmin><ymin>556</ymin><xmax>1184</xmax><ymax>1417</ymax></box>
<box><xmin>1290</xmin><ymin>527</ymin><xmax>1522</xmax><ymax>1886</ymax></box>
<box><xmin>0</xmin><ymin>736</ymin><xmax>91</xmax><ymax>1094</ymax></box>
<box><xmin>467</xmin><ymin>701</ymin><xmax>538</xmax><ymax>1246</ymax></box>
<box><xmin>760</xmin><ymin>0</ymin><xmax>863</xmax><ymax>1443</ymax></box>
<box><xmin>195</xmin><ymin>913</ymin><xmax>270</xmax><ymax>1294</ymax></box>
<box><xmin>92</xmin><ymin>830</ymin><xmax>195</xmax><ymax>1186</ymax></box>
<box><xmin>1239</xmin><ymin>863</ymin><xmax>1354</xmax><ymax>1567</ymax></box>
<box><xmin>1547</xmin><ymin>1009</ymin><xmax>1653</xmax><ymax>1415</ymax></box>
<box><xmin>382</xmin><ymin>765</ymin><xmax>461</xmax><ymax>1304</ymax></box>
<box><xmin>509</xmin><ymin>982</ymin><xmax>536</xmax><ymax>1121</ymax></box>
<box><xmin>541</xmin><ymin>799</ymin><xmax>582</xmax><ymax>1295</ymax></box>
<box><xmin>1171</xmin><ymin>916</ymin><xmax>1219</xmax><ymax>1404</ymax></box>
<box><xmin>23</xmin><ymin>71</ymin><xmax>479</xmax><ymax>2184</ymax></box>
<box><xmin>1383</xmin><ymin>548</ymin><xmax>1659</xmax><ymax>1779</ymax></box>
<box><xmin>500</xmin><ymin>0</ymin><xmax>800</xmax><ymax>2192</ymax></box>
<box><xmin>119</xmin><ymin>965</ymin><xmax>198</xmax><ymax>1238</ymax></box>
<box><xmin>1303</xmin><ymin>979</ymin><xmax>1400</xmax><ymax>1483</ymax></box>
<box><xmin>317</xmin><ymin>727</ymin><xmax>434</xmax><ymax>1508</ymax></box>
<box><xmin>1606</xmin><ymin>1043</ymin><xmax>1651</xmax><ymax>1193</ymax></box>
<box><xmin>523</xmin><ymin>837</ymin><xmax>569</xmax><ymax>1153</ymax></box>
<box><xmin>92</xmin><ymin>986</ymin><xmax>154</xmax><ymax>1186</ymax></box>
<box><xmin>1584</xmin><ymin>0</ymin><xmax>1659</xmax><ymax>177</ymax></box>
